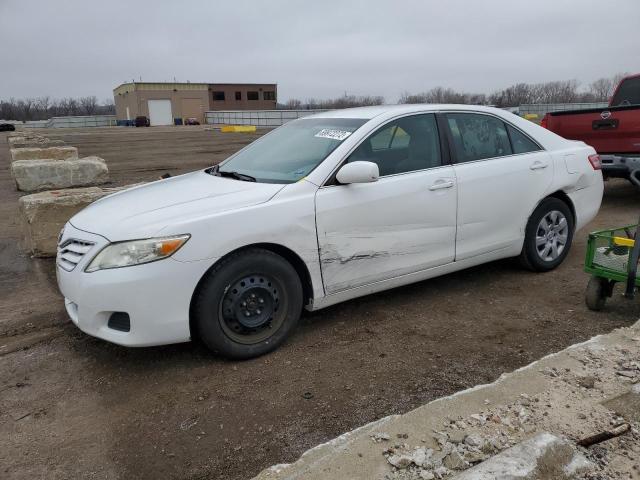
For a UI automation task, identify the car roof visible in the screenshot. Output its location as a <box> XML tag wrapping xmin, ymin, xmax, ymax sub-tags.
<box><xmin>309</xmin><ymin>104</ymin><xmax>504</xmax><ymax>119</ymax></box>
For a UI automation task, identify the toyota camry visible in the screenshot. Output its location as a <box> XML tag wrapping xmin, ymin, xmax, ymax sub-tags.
<box><xmin>56</xmin><ymin>105</ymin><xmax>603</xmax><ymax>358</ymax></box>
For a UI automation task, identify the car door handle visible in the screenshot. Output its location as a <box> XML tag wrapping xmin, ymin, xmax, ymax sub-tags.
<box><xmin>530</xmin><ymin>161</ymin><xmax>549</xmax><ymax>170</ymax></box>
<box><xmin>428</xmin><ymin>179</ymin><xmax>455</xmax><ymax>191</ymax></box>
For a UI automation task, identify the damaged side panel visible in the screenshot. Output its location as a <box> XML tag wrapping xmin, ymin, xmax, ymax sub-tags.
<box><xmin>315</xmin><ymin>169</ymin><xmax>458</xmax><ymax>295</ymax></box>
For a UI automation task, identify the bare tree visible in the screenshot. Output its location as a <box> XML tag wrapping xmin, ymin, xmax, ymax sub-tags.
<box><xmin>303</xmin><ymin>95</ymin><xmax>384</xmax><ymax>109</ymax></box>
<box><xmin>79</xmin><ymin>96</ymin><xmax>99</xmax><ymax>115</ymax></box>
<box><xmin>57</xmin><ymin>97</ymin><xmax>79</xmax><ymax>116</ymax></box>
<box><xmin>491</xmin><ymin>79</ymin><xmax>581</xmax><ymax>107</ymax></box>
<box><xmin>33</xmin><ymin>96</ymin><xmax>51</xmax><ymax>120</ymax></box>
<box><xmin>1</xmin><ymin>71</ymin><xmax>633</xmax><ymax>121</ymax></box>
<box><xmin>1</xmin><ymin>95</ymin><xmax>117</xmax><ymax>120</ymax></box>
<box><xmin>400</xmin><ymin>87</ymin><xmax>486</xmax><ymax>105</ymax></box>
<box><xmin>100</xmin><ymin>98</ymin><xmax>116</xmax><ymax>115</ymax></box>
<box><xmin>284</xmin><ymin>98</ymin><xmax>302</xmax><ymax>109</ymax></box>
<box><xmin>18</xmin><ymin>98</ymin><xmax>36</xmax><ymax>121</ymax></box>
<box><xmin>0</xmin><ymin>98</ymin><xmax>18</xmax><ymax>121</ymax></box>
<box><xmin>589</xmin><ymin>78</ymin><xmax>613</xmax><ymax>101</ymax></box>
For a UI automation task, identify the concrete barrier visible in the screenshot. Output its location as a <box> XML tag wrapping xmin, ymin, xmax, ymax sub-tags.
<box><xmin>19</xmin><ymin>184</ymin><xmax>141</xmax><ymax>257</ymax></box>
<box><xmin>11</xmin><ymin>156</ymin><xmax>109</xmax><ymax>192</ymax></box>
<box><xmin>10</xmin><ymin>146</ymin><xmax>78</xmax><ymax>161</ymax></box>
<box><xmin>8</xmin><ymin>135</ymin><xmax>64</xmax><ymax>148</ymax></box>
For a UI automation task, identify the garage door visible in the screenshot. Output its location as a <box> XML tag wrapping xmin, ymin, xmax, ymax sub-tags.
<box><xmin>147</xmin><ymin>99</ymin><xmax>173</xmax><ymax>126</ymax></box>
<box><xmin>181</xmin><ymin>98</ymin><xmax>204</xmax><ymax>124</ymax></box>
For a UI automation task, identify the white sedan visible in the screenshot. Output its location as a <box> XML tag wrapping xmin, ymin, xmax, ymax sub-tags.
<box><xmin>56</xmin><ymin>105</ymin><xmax>603</xmax><ymax>358</ymax></box>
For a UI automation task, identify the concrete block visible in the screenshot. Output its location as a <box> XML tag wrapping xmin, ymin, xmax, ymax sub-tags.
<box><xmin>8</xmin><ymin>135</ymin><xmax>64</xmax><ymax>148</ymax></box>
<box><xmin>10</xmin><ymin>146</ymin><xmax>78</xmax><ymax>161</ymax></box>
<box><xmin>11</xmin><ymin>156</ymin><xmax>109</xmax><ymax>192</ymax></box>
<box><xmin>453</xmin><ymin>432</ymin><xmax>592</xmax><ymax>479</ymax></box>
<box><xmin>19</xmin><ymin>184</ymin><xmax>142</xmax><ymax>257</ymax></box>
<box><xmin>8</xmin><ymin>136</ymin><xmax>28</xmax><ymax>145</ymax></box>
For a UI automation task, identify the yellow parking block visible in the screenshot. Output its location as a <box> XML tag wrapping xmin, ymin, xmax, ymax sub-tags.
<box><xmin>524</xmin><ymin>114</ymin><xmax>539</xmax><ymax>121</ymax></box>
<box><xmin>220</xmin><ymin>125</ymin><xmax>257</xmax><ymax>133</ymax></box>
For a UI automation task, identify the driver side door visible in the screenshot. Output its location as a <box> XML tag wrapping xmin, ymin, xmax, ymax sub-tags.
<box><xmin>314</xmin><ymin>113</ymin><xmax>457</xmax><ymax>295</ymax></box>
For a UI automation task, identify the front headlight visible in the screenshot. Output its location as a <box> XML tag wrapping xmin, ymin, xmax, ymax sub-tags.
<box><xmin>85</xmin><ymin>234</ymin><xmax>190</xmax><ymax>272</ymax></box>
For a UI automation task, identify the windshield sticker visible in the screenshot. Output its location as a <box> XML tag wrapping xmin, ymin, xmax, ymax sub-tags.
<box><xmin>314</xmin><ymin>129</ymin><xmax>353</xmax><ymax>141</ymax></box>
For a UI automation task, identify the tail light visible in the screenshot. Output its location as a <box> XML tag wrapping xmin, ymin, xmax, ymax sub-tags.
<box><xmin>588</xmin><ymin>154</ymin><xmax>602</xmax><ymax>170</ymax></box>
<box><xmin>540</xmin><ymin>114</ymin><xmax>549</xmax><ymax>129</ymax></box>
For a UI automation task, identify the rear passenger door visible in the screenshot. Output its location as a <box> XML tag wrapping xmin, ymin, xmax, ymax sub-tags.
<box><xmin>444</xmin><ymin>112</ymin><xmax>553</xmax><ymax>260</ymax></box>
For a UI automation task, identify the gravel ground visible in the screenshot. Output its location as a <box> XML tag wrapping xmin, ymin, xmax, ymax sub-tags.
<box><xmin>1</xmin><ymin>126</ymin><xmax>639</xmax><ymax>480</ymax></box>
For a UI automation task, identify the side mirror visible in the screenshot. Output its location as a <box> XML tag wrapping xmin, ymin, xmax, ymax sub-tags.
<box><xmin>336</xmin><ymin>161</ymin><xmax>379</xmax><ymax>184</ymax></box>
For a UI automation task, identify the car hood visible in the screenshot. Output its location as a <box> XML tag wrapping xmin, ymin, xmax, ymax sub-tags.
<box><xmin>70</xmin><ymin>171</ymin><xmax>286</xmax><ymax>241</ymax></box>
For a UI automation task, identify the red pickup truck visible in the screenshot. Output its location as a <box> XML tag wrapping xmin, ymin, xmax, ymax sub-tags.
<box><xmin>542</xmin><ymin>74</ymin><xmax>640</xmax><ymax>181</ymax></box>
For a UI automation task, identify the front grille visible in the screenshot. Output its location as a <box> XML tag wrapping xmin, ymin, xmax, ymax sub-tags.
<box><xmin>57</xmin><ymin>239</ymin><xmax>95</xmax><ymax>271</ymax></box>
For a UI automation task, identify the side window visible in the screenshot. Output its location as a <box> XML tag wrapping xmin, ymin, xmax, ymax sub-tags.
<box><xmin>507</xmin><ymin>125</ymin><xmax>541</xmax><ymax>154</ymax></box>
<box><xmin>447</xmin><ymin>113</ymin><xmax>512</xmax><ymax>163</ymax></box>
<box><xmin>347</xmin><ymin>114</ymin><xmax>441</xmax><ymax>176</ymax></box>
<box><xmin>369</xmin><ymin>125</ymin><xmax>395</xmax><ymax>151</ymax></box>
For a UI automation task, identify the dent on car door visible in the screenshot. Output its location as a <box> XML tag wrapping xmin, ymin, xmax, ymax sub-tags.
<box><xmin>315</xmin><ymin>113</ymin><xmax>457</xmax><ymax>295</ymax></box>
<box><xmin>445</xmin><ymin>112</ymin><xmax>553</xmax><ymax>260</ymax></box>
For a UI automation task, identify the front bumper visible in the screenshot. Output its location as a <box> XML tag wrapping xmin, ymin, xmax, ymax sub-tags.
<box><xmin>56</xmin><ymin>223</ymin><xmax>215</xmax><ymax>347</ymax></box>
<box><xmin>601</xmin><ymin>154</ymin><xmax>640</xmax><ymax>179</ymax></box>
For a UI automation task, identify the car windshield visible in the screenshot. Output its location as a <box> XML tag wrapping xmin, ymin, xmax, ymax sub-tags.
<box><xmin>215</xmin><ymin>118</ymin><xmax>367</xmax><ymax>183</ymax></box>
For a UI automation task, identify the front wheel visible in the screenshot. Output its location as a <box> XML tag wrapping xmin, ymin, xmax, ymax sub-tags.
<box><xmin>192</xmin><ymin>249</ymin><xmax>303</xmax><ymax>359</ymax></box>
<box><xmin>520</xmin><ymin>198</ymin><xmax>574</xmax><ymax>272</ymax></box>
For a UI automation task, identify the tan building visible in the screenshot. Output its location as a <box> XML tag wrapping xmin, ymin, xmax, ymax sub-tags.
<box><xmin>113</xmin><ymin>82</ymin><xmax>277</xmax><ymax>126</ymax></box>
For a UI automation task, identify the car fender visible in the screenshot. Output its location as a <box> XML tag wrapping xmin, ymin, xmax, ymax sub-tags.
<box><xmin>171</xmin><ymin>180</ymin><xmax>325</xmax><ymax>301</ymax></box>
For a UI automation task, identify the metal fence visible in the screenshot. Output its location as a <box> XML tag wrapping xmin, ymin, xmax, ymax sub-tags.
<box><xmin>48</xmin><ymin>115</ymin><xmax>117</xmax><ymax>128</ymax></box>
<box><xmin>519</xmin><ymin>102</ymin><xmax>608</xmax><ymax>118</ymax></box>
<box><xmin>205</xmin><ymin>109</ymin><xmax>328</xmax><ymax>127</ymax></box>
<box><xmin>7</xmin><ymin>119</ymin><xmax>50</xmax><ymax>128</ymax></box>
<box><xmin>8</xmin><ymin>115</ymin><xmax>117</xmax><ymax>129</ymax></box>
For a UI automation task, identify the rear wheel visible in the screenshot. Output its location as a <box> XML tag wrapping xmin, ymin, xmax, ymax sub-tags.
<box><xmin>193</xmin><ymin>248</ymin><xmax>303</xmax><ymax>359</ymax></box>
<box><xmin>520</xmin><ymin>198</ymin><xmax>574</xmax><ymax>272</ymax></box>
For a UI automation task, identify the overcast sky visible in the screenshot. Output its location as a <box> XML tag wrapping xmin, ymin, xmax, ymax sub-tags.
<box><xmin>1</xmin><ymin>0</ymin><xmax>638</xmax><ymax>103</ymax></box>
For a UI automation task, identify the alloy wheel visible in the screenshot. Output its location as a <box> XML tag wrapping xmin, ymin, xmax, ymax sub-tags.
<box><xmin>535</xmin><ymin>210</ymin><xmax>569</xmax><ymax>262</ymax></box>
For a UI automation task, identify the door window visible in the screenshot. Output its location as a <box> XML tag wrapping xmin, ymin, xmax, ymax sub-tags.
<box><xmin>506</xmin><ymin>124</ymin><xmax>542</xmax><ymax>154</ymax></box>
<box><xmin>446</xmin><ymin>113</ymin><xmax>512</xmax><ymax>162</ymax></box>
<box><xmin>347</xmin><ymin>114</ymin><xmax>441</xmax><ymax>176</ymax></box>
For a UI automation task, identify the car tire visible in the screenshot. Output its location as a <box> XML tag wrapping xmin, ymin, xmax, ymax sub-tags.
<box><xmin>192</xmin><ymin>248</ymin><xmax>303</xmax><ymax>359</ymax></box>
<box><xmin>520</xmin><ymin>197</ymin><xmax>574</xmax><ymax>272</ymax></box>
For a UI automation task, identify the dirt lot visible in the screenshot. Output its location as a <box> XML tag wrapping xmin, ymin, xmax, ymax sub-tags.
<box><xmin>1</xmin><ymin>126</ymin><xmax>639</xmax><ymax>480</ymax></box>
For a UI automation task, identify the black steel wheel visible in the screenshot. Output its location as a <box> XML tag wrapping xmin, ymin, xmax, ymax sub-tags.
<box><xmin>219</xmin><ymin>274</ymin><xmax>284</xmax><ymax>345</ymax></box>
<box><xmin>193</xmin><ymin>248</ymin><xmax>303</xmax><ymax>359</ymax></box>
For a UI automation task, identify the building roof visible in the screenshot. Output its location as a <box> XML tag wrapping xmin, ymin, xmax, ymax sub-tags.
<box><xmin>113</xmin><ymin>82</ymin><xmax>277</xmax><ymax>95</ymax></box>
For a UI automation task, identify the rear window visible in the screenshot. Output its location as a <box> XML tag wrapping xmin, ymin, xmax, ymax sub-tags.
<box><xmin>611</xmin><ymin>77</ymin><xmax>640</xmax><ymax>106</ymax></box>
<box><xmin>507</xmin><ymin>125</ymin><xmax>541</xmax><ymax>154</ymax></box>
